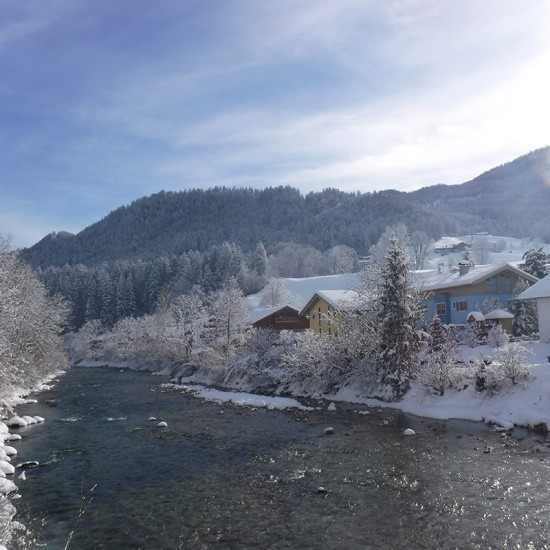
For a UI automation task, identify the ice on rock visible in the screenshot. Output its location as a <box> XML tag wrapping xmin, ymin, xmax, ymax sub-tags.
<box><xmin>327</xmin><ymin>402</ymin><xmax>337</xmax><ymax>411</ymax></box>
<box><xmin>3</xmin><ymin>446</ymin><xmax>17</xmax><ymax>457</ymax></box>
<box><xmin>403</xmin><ymin>428</ymin><xmax>416</xmax><ymax>436</ymax></box>
<box><xmin>0</xmin><ymin>460</ymin><xmax>15</xmax><ymax>475</ymax></box>
<box><xmin>7</xmin><ymin>417</ymin><xmax>27</xmax><ymax>428</ymax></box>
<box><xmin>157</xmin><ymin>421</ymin><xmax>168</xmax><ymax>428</ymax></box>
<box><xmin>0</xmin><ymin>477</ymin><xmax>17</xmax><ymax>495</ymax></box>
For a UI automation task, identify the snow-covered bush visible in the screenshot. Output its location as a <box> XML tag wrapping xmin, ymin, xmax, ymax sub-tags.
<box><xmin>487</xmin><ymin>324</ymin><xmax>509</xmax><ymax>349</ymax></box>
<box><xmin>474</xmin><ymin>343</ymin><xmax>532</xmax><ymax>392</ymax></box>
<box><xmin>280</xmin><ymin>330</ymin><xmax>334</xmax><ymax>376</ymax></box>
<box><xmin>466</xmin><ymin>322</ymin><xmax>483</xmax><ymax>347</ymax></box>
<box><xmin>492</xmin><ymin>342</ymin><xmax>532</xmax><ymax>386</ymax></box>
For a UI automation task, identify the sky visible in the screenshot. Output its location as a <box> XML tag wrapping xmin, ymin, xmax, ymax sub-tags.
<box><xmin>1</xmin><ymin>0</ymin><xmax>550</xmax><ymax>248</ymax></box>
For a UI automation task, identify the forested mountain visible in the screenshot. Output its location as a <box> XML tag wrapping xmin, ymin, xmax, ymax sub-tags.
<box><xmin>22</xmin><ymin>147</ymin><xmax>550</xmax><ymax>269</ymax></box>
<box><xmin>410</xmin><ymin>147</ymin><xmax>550</xmax><ymax>239</ymax></box>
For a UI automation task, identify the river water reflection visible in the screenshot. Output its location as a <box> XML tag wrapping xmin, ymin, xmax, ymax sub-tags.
<box><xmin>11</xmin><ymin>367</ymin><xmax>550</xmax><ymax>549</ymax></box>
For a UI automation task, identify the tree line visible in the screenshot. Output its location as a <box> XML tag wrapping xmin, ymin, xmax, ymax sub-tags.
<box><xmin>37</xmin><ymin>241</ymin><xmax>360</xmax><ymax>330</ymax></box>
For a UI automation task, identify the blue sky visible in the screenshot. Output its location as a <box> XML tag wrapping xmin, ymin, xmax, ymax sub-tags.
<box><xmin>1</xmin><ymin>0</ymin><xmax>550</xmax><ymax>248</ymax></box>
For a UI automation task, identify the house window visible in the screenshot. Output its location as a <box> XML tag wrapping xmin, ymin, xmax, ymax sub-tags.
<box><xmin>486</xmin><ymin>276</ymin><xmax>497</xmax><ymax>294</ymax></box>
<box><xmin>436</xmin><ymin>302</ymin><xmax>446</xmax><ymax>316</ymax></box>
<box><xmin>452</xmin><ymin>300</ymin><xmax>468</xmax><ymax>311</ymax></box>
<box><xmin>499</xmin><ymin>273</ymin><xmax>512</xmax><ymax>294</ymax></box>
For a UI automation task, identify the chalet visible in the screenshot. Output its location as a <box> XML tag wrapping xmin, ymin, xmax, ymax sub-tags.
<box><xmin>419</xmin><ymin>262</ymin><xmax>538</xmax><ymax>326</ymax></box>
<box><xmin>299</xmin><ymin>290</ymin><xmax>358</xmax><ymax>335</ymax></box>
<box><xmin>433</xmin><ymin>237</ymin><xmax>470</xmax><ymax>255</ymax></box>
<box><xmin>249</xmin><ymin>305</ymin><xmax>309</xmax><ymax>331</ymax></box>
<box><xmin>517</xmin><ymin>274</ymin><xmax>550</xmax><ymax>342</ymax></box>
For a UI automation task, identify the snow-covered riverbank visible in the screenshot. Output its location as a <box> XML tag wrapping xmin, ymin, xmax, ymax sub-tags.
<box><xmin>0</xmin><ymin>374</ymin><xmax>62</xmax><ymax>550</ymax></box>
<box><xmin>170</xmin><ymin>341</ymin><xmax>550</xmax><ymax>433</ymax></box>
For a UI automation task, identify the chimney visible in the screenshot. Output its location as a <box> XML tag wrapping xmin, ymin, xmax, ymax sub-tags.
<box><xmin>458</xmin><ymin>261</ymin><xmax>470</xmax><ymax>276</ymax></box>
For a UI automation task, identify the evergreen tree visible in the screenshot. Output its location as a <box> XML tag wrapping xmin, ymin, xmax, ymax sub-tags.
<box><xmin>509</xmin><ymin>278</ymin><xmax>538</xmax><ymax>336</ymax></box>
<box><xmin>252</xmin><ymin>241</ymin><xmax>269</xmax><ymax>277</ymax></box>
<box><xmin>376</xmin><ymin>233</ymin><xmax>425</xmax><ymax>399</ymax></box>
<box><xmin>429</xmin><ymin>314</ymin><xmax>448</xmax><ymax>353</ymax></box>
<box><xmin>116</xmin><ymin>273</ymin><xmax>136</xmax><ymax>318</ymax></box>
<box><xmin>521</xmin><ymin>247</ymin><xmax>550</xmax><ymax>279</ymax></box>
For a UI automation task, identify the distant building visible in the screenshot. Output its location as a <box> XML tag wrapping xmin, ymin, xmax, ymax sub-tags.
<box><xmin>433</xmin><ymin>237</ymin><xmax>470</xmax><ymax>255</ymax></box>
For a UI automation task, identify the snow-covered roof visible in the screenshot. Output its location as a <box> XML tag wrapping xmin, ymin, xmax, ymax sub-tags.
<box><xmin>517</xmin><ymin>274</ymin><xmax>550</xmax><ymax>300</ymax></box>
<box><xmin>248</xmin><ymin>305</ymin><xmax>299</xmax><ymax>324</ymax></box>
<box><xmin>245</xmin><ymin>273</ymin><xmax>360</xmax><ymax>311</ymax></box>
<box><xmin>415</xmin><ymin>262</ymin><xmax>537</xmax><ymax>292</ymax></box>
<box><xmin>467</xmin><ymin>311</ymin><xmax>485</xmax><ymax>321</ymax></box>
<box><xmin>299</xmin><ymin>289</ymin><xmax>358</xmax><ymax>316</ymax></box>
<box><xmin>484</xmin><ymin>309</ymin><xmax>514</xmax><ymax>320</ymax></box>
<box><xmin>433</xmin><ymin>236</ymin><xmax>468</xmax><ymax>249</ymax></box>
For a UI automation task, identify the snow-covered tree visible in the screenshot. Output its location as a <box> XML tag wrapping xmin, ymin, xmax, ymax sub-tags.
<box><xmin>466</xmin><ymin>320</ymin><xmax>482</xmax><ymax>347</ymax></box>
<box><xmin>487</xmin><ymin>324</ymin><xmax>509</xmax><ymax>348</ymax></box>
<box><xmin>172</xmin><ymin>290</ymin><xmax>206</xmax><ymax>360</ymax></box>
<box><xmin>481</xmin><ymin>297</ymin><xmax>502</xmax><ymax>314</ymax></box>
<box><xmin>375</xmin><ymin>233</ymin><xmax>426</xmax><ymax>398</ymax></box>
<box><xmin>509</xmin><ymin>278</ymin><xmax>538</xmax><ymax>337</ymax></box>
<box><xmin>207</xmin><ymin>278</ymin><xmax>248</xmax><ymax>349</ymax></box>
<box><xmin>409</xmin><ymin>230</ymin><xmax>432</xmax><ymax>270</ymax></box>
<box><xmin>259</xmin><ymin>279</ymin><xmax>293</xmax><ymax>308</ymax></box>
<box><xmin>420</xmin><ymin>315</ymin><xmax>457</xmax><ymax>396</ymax></box>
<box><xmin>251</xmin><ymin>241</ymin><xmax>269</xmax><ymax>277</ymax></box>
<box><xmin>324</xmin><ymin>245</ymin><xmax>360</xmax><ymax>274</ymax></box>
<box><xmin>0</xmin><ymin>235</ymin><xmax>68</xmax><ymax>407</ymax></box>
<box><xmin>472</xmin><ymin>236</ymin><xmax>491</xmax><ymax>264</ymax></box>
<box><xmin>369</xmin><ymin>223</ymin><xmax>410</xmax><ymax>264</ymax></box>
<box><xmin>521</xmin><ymin>247</ymin><xmax>550</xmax><ymax>279</ymax></box>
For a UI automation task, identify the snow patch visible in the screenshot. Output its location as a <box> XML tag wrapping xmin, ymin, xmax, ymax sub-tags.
<box><xmin>165</xmin><ymin>383</ymin><xmax>313</xmax><ymax>411</ymax></box>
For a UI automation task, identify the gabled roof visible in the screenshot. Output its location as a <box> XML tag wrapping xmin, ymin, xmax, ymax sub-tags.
<box><xmin>467</xmin><ymin>311</ymin><xmax>485</xmax><ymax>321</ymax></box>
<box><xmin>485</xmin><ymin>309</ymin><xmax>514</xmax><ymax>320</ymax></box>
<box><xmin>517</xmin><ymin>274</ymin><xmax>550</xmax><ymax>300</ymax></box>
<box><xmin>248</xmin><ymin>305</ymin><xmax>299</xmax><ymax>324</ymax></box>
<box><xmin>416</xmin><ymin>263</ymin><xmax>538</xmax><ymax>293</ymax></box>
<box><xmin>299</xmin><ymin>290</ymin><xmax>358</xmax><ymax>317</ymax></box>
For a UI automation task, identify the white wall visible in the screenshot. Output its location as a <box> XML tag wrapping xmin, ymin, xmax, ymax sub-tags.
<box><xmin>537</xmin><ymin>297</ymin><xmax>550</xmax><ymax>343</ymax></box>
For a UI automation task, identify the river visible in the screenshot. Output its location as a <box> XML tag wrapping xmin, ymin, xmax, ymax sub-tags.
<box><xmin>10</xmin><ymin>367</ymin><xmax>550</xmax><ymax>549</ymax></box>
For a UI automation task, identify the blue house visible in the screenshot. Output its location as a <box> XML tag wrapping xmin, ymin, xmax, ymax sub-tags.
<box><xmin>418</xmin><ymin>262</ymin><xmax>538</xmax><ymax>326</ymax></box>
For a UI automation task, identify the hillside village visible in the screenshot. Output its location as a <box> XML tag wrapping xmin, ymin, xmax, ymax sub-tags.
<box><xmin>247</xmin><ymin>233</ymin><xmax>547</xmax><ymax>341</ymax></box>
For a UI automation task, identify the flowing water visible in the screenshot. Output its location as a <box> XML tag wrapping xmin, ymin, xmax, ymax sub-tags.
<box><xmin>10</xmin><ymin>367</ymin><xmax>550</xmax><ymax>549</ymax></box>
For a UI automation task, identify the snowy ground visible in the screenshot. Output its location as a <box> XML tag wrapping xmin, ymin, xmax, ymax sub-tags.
<box><xmin>329</xmin><ymin>341</ymin><xmax>550</xmax><ymax>431</ymax></box>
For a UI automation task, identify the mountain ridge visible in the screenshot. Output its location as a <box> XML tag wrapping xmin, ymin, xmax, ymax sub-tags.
<box><xmin>23</xmin><ymin>147</ymin><xmax>550</xmax><ymax>268</ymax></box>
